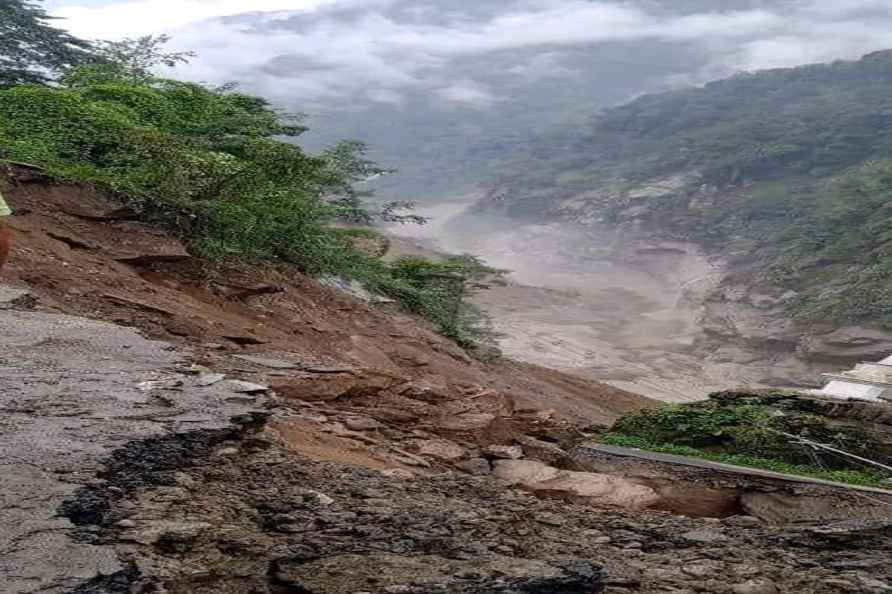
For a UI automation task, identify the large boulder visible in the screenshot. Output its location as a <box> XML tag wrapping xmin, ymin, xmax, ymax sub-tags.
<box><xmin>492</xmin><ymin>460</ymin><xmax>661</xmax><ymax>509</ymax></box>
<box><xmin>273</xmin><ymin>371</ymin><xmax>404</xmax><ymax>402</ymax></box>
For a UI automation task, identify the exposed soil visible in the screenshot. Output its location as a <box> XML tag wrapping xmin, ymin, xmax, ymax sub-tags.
<box><xmin>2</xmin><ymin>168</ymin><xmax>651</xmax><ymax>425</ymax></box>
<box><xmin>3</xmin><ymin>169</ymin><xmax>892</xmax><ymax>594</ymax></box>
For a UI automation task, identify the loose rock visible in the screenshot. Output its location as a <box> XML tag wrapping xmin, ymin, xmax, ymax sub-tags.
<box><xmin>413</xmin><ymin>438</ymin><xmax>467</xmax><ymax>461</ymax></box>
<box><xmin>459</xmin><ymin>458</ymin><xmax>492</xmax><ymax>476</ymax></box>
<box><xmin>484</xmin><ymin>445</ymin><xmax>524</xmax><ymax>460</ymax></box>
<box><xmin>220</xmin><ymin>380</ymin><xmax>270</xmax><ymax>394</ymax></box>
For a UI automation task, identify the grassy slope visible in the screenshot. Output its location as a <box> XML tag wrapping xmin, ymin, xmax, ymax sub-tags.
<box><xmin>601</xmin><ymin>392</ymin><xmax>892</xmax><ymax>488</ymax></box>
<box><xmin>601</xmin><ymin>433</ymin><xmax>889</xmax><ymax>488</ymax></box>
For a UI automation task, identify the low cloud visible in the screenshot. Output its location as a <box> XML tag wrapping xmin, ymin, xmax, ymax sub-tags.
<box><xmin>49</xmin><ymin>0</ymin><xmax>338</xmax><ymax>39</ymax></box>
<box><xmin>436</xmin><ymin>81</ymin><xmax>501</xmax><ymax>109</ymax></box>
<box><xmin>48</xmin><ymin>0</ymin><xmax>892</xmax><ymax>110</ymax></box>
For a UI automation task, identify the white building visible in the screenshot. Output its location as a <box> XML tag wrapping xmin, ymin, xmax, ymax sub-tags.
<box><xmin>811</xmin><ymin>355</ymin><xmax>892</xmax><ymax>403</ymax></box>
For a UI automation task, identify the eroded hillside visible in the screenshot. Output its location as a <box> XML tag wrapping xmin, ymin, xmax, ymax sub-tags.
<box><xmin>4</xmin><ymin>162</ymin><xmax>892</xmax><ymax>594</ymax></box>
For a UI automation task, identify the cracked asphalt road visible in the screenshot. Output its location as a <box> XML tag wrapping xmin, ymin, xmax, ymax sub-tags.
<box><xmin>0</xmin><ymin>285</ymin><xmax>264</xmax><ymax>594</ymax></box>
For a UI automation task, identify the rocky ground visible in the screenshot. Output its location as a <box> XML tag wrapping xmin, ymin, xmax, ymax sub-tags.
<box><xmin>3</xmin><ymin>171</ymin><xmax>892</xmax><ymax>594</ymax></box>
<box><xmin>61</xmin><ymin>420</ymin><xmax>892</xmax><ymax>594</ymax></box>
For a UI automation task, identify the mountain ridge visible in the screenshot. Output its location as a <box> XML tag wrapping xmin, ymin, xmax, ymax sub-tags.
<box><xmin>466</xmin><ymin>49</ymin><xmax>892</xmax><ymax>388</ymax></box>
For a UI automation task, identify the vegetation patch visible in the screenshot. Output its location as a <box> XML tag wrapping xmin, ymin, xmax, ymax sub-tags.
<box><xmin>0</xmin><ymin>19</ymin><xmax>503</xmax><ymax>348</ymax></box>
<box><xmin>602</xmin><ymin>391</ymin><xmax>892</xmax><ymax>488</ymax></box>
<box><xmin>601</xmin><ymin>433</ymin><xmax>889</xmax><ymax>488</ymax></box>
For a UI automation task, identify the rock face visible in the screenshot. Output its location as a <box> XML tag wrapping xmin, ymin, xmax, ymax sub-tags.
<box><xmin>515</xmin><ymin>436</ymin><xmax>569</xmax><ymax>465</ymax></box>
<box><xmin>492</xmin><ymin>460</ymin><xmax>661</xmax><ymax>509</ymax></box>
<box><xmin>460</xmin><ymin>170</ymin><xmax>892</xmax><ymax>399</ymax></box>
<box><xmin>274</xmin><ymin>553</ymin><xmax>604</xmax><ymax>594</ymax></box>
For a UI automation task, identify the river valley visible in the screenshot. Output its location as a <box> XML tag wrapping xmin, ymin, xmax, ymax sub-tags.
<box><xmin>389</xmin><ymin>199</ymin><xmax>821</xmax><ymax>402</ymax></box>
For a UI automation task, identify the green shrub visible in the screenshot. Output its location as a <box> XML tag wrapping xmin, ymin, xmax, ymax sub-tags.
<box><xmin>601</xmin><ymin>433</ymin><xmax>889</xmax><ymax>488</ymax></box>
<box><xmin>0</xmin><ymin>68</ymin><xmax>500</xmax><ymax>347</ymax></box>
<box><xmin>363</xmin><ymin>255</ymin><xmax>505</xmax><ymax>347</ymax></box>
<box><xmin>610</xmin><ymin>392</ymin><xmax>882</xmax><ymax>469</ymax></box>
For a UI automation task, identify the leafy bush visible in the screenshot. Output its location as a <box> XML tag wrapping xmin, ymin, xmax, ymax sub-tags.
<box><xmin>0</xmin><ymin>66</ymin><xmax>499</xmax><ymax>346</ymax></box>
<box><xmin>610</xmin><ymin>392</ymin><xmax>882</xmax><ymax>469</ymax></box>
<box><xmin>601</xmin><ymin>433</ymin><xmax>889</xmax><ymax>488</ymax></box>
<box><xmin>0</xmin><ymin>0</ymin><xmax>95</xmax><ymax>87</ymax></box>
<box><xmin>363</xmin><ymin>255</ymin><xmax>505</xmax><ymax>348</ymax></box>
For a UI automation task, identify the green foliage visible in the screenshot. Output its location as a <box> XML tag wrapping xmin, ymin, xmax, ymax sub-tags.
<box><xmin>610</xmin><ymin>392</ymin><xmax>881</xmax><ymax>470</ymax></box>
<box><xmin>584</xmin><ymin>50</ymin><xmax>892</xmax><ymax>185</ymax></box>
<box><xmin>91</xmin><ymin>34</ymin><xmax>195</xmax><ymax>80</ymax></box>
<box><xmin>0</xmin><ymin>0</ymin><xmax>95</xmax><ymax>87</ymax></box>
<box><xmin>363</xmin><ymin>255</ymin><xmax>506</xmax><ymax>347</ymax></box>
<box><xmin>600</xmin><ymin>433</ymin><xmax>889</xmax><ymax>488</ymax></box>
<box><xmin>0</xmin><ymin>64</ymin><xmax>498</xmax><ymax>347</ymax></box>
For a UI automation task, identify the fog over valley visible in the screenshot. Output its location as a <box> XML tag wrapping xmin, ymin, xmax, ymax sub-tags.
<box><xmin>48</xmin><ymin>1</ymin><xmax>892</xmax><ymax>200</ymax></box>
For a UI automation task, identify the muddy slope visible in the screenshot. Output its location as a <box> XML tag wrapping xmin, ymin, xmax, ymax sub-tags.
<box><xmin>4</xmin><ymin>170</ymin><xmax>892</xmax><ymax>594</ymax></box>
<box><xmin>0</xmin><ymin>167</ymin><xmax>651</xmax><ymax>424</ymax></box>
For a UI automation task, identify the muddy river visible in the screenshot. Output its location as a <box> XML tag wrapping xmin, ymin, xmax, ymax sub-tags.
<box><xmin>388</xmin><ymin>200</ymin><xmax>763</xmax><ymax>402</ymax></box>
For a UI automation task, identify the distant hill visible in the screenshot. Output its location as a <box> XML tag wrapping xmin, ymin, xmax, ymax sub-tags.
<box><xmin>481</xmin><ymin>50</ymin><xmax>892</xmax><ymax>329</ymax></box>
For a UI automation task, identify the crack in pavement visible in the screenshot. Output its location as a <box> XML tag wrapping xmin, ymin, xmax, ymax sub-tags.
<box><xmin>0</xmin><ymin>289</ymin><xmax>268</xmax><ymax>594</ymax></box>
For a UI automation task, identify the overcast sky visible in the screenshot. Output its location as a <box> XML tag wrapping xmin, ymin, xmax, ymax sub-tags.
<box><xmin>46</xmin><ymin>0</ymin><xmax>337</xmax><ymax>38</ymax></box>
<box><xmin>44</xmin><ymin>0</ymin><xmax>892</xmax><ymax>110</ymax></box>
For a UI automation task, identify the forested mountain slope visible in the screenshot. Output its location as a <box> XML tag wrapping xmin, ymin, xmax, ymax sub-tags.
<box><xmin>482</xmin><ymin>50</ymin><xmax>892</xmax><ymax>332</ymax></box>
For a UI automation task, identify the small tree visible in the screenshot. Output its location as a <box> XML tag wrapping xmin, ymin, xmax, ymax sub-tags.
<box><xmin>92</xmin><ymin>34</ymin><xmax>195</xmax><ymax>80</ymax></box>
<box><xmin>0</xmin><ymin>0</ymin><xmax>94</xmax><ymax>87</ymax></box>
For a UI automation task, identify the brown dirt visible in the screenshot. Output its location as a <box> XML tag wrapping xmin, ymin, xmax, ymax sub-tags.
<box><xmin>8</xmin><ymin>169</ymin><xmax>892</xmax><ymax>594</ymax></box>
<box><xmin>1</xmin><ymin>168</ymin><xmax>653</xmax><ymax>430</ymax></box>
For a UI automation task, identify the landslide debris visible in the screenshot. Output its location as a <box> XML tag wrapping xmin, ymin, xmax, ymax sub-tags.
<box><xmin>4</xmin><ymin>145</ymin><xmax>892</xmax><ymax>594</ymax></box>
<box><xmin>55</xmin><ymin>415</ymin><xmax>892</xmax><ymax>594</ymax></box>
<box><xmin>1</xmin><ymin>164</ymin><xmax>651</xmax><ymax>425</ymax></box>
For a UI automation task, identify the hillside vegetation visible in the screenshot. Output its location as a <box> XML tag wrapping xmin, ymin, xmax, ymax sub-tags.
<box><xmin>491</xmin><ymin>50</ymin><xmax>892</xmax><ymax>328</ymax></box>
<box><xmin>0</xmin><ymin>7</ymin><xmax>499</xmax><ymax>346</ymax></box>
<box><xmin>603</xmin><ymin>391</ymin><xmax>892</xmax><ymax>487</ymax></box>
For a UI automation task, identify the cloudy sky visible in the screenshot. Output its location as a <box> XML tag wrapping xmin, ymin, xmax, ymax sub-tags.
<box><xmin>39</xmin><ymin>0</ymin><xmax>892</xmax><ymax>200</ymax></box>
<box><xmin>43</xmin><ymin>0</ymin><xmax>892</xmax><ymax>109</ymax></box>
<box><xmin>46</xmin><ymin>0</ymin><xmax>334</xmax><ymax>38</ymax></box>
